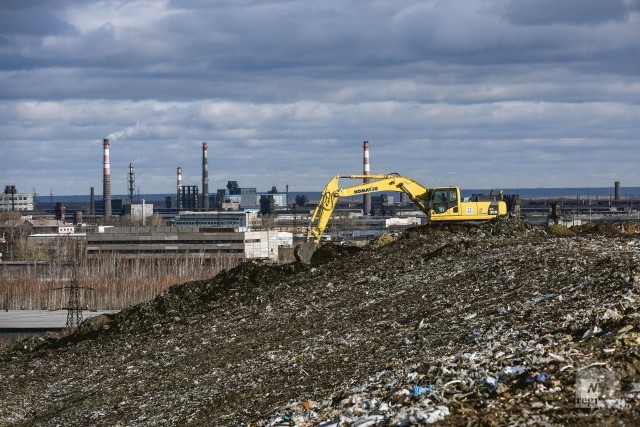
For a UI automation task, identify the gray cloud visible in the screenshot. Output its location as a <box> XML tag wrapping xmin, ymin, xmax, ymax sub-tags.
<box><xmin>501</xmin><ymin>0</ymin><xmax>637</xmax><ymax>25</ymax></box>
<box><xmin>0</xmin><ymin>0</ymin><xmax>638</xmax><ymax>195</ymax></box>
<box><xmin>0</xmin><ymin>1</ymin><xmax>77</xmax><ymax>37</ymax></box>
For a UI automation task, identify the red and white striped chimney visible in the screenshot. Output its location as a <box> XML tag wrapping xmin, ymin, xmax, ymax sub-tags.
<box><xmin>363</xmin><ymin>140</ymin><xmax>371</xmax><ymax>215</ymax></box>
<box><xmin>103</xmin><ymin>139</ymin><xmax>112</xmax><ymax>217</ymax></box>
<box><xmin>202</xmin><ymin>142</ymin><xmax>209</xmax><ymax>211</ymax></box>
<box><xmin>177</xmin><ymin>167</ymin><xmax>183</xmax><ymax>209</ymax></box>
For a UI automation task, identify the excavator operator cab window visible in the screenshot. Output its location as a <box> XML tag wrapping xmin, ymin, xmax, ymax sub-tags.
<box><xmin>432</xmin><ymin>189</ymin><xmax>459</xmax><ymax>214</ymax></box>
<box><xmin>432</xmin><ymin>190</ymin><xmax>448</xmax><ymax>214</ymax></box>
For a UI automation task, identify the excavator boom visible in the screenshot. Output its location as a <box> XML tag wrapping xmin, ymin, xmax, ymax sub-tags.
<box><xmin>294</xmin><ymin>173</ymin><xmax>512</xmax><ymax>263</ymax></box>
<box><xmin>306</xmin><ymin>173</ymin><xmax>431</xmax><ymax>244</ymax></box>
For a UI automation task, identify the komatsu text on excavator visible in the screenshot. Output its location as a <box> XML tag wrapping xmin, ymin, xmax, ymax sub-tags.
<box><xmin>294</xmin><ymin>173</ymin><xmax>519</xmax><ymax>263</ymax></box>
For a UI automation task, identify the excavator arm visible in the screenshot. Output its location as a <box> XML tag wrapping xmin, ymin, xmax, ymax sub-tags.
<box><xmin>294</xmin><ymin>172</ymin><xmax>512</xmax><ymax>263</ymax></box>
<box><xmin>294</xmin><ymin>173</ymin><xmax>432</xmax><ymax>263</ymax></box>
<box><xmin>306</xmin><ymin>173</ymin><xmax>431</xmax><ymax>243</ymax></box>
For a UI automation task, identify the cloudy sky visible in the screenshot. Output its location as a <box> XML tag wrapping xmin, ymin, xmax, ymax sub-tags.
<box><xmin>0</xmin><ymin>0</ymin><xmax>638</xmax><ymax>196</ymax></box>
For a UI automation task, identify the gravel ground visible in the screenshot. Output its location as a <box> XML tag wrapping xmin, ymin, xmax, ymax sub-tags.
<box><xmin>1</xmin><ymin>219</ymin><xmax>639</xmax><ymax>426</ymax></box>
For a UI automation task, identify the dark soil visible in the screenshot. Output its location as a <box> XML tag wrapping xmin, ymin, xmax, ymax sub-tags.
<box><xmin>1</xmin><ymin>219</ymin><xmax>639</xmax><ymax>426</ymax></box>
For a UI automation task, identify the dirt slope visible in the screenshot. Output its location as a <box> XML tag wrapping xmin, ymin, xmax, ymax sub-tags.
<box><xmin>1</xmin><ymin>220</ymin><xmax>639</xmax><ymax>426</ymax></box>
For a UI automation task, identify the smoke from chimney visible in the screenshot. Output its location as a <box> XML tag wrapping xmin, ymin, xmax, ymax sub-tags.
<box><xmin>103</xmin><ymin>139</ymin><xmax>112</xmax><ymax>217</ymax></box>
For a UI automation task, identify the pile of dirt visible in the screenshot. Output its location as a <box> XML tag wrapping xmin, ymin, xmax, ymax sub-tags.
<box><xmin>1</xmin><ymin>218</ymin><xmax>639</xmax><ymax>426</ymax></box>
<box><xmin>309</xmin><ymin>242</ymin><xmax>363</xmax><ymax>266</ymax></box>
<box><xmin>572</xmin><ymin>221</ymin><xmax>640</xmax><ymax>237</ymax></box>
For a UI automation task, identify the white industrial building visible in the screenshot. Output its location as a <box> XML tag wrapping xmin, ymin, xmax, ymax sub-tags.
<box><xmin>124</xmin><ymin>202</ymin><xmax>154</xmax><ymax>222</ymax></box>
<box><xmin>85</xmin><ymin>226</ymin><xmax>279</xmax><ymax>262</ymax></box>
<box><xmin>0</xmin><ymin>192</ymin><xmax>34</xmax><ymax>211</ymax></box>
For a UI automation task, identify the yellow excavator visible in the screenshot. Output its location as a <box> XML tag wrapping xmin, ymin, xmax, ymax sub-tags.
<box><xmin>294</xmin><ymin>173</ymin><xmax>517</xmax><ymax>263</ymax></box>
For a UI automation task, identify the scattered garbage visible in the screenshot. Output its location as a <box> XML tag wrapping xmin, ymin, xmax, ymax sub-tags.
<box><xmin>1</xmin><ymin>219</ymin><xmax>639</xmax><ymax>426</ymax></box>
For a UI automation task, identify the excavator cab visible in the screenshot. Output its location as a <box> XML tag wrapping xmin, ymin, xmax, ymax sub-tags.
<box><xmin>430</xmin><ymin>187</ymin><xmax>461</xmax><ymax>216</ymax></box>
<box><xmin>430</xmin><ymin>187</ymin><xmax>508</xmax><ymax>222</ymax></box>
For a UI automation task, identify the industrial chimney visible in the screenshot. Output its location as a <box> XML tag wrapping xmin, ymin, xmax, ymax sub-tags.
<box><xmin>177</xmin><ymin>167</ymin><xmax>183</xmax><ymax>209</ymax></box>
<box><xmin>128</xmin><ymin>162</ymin><xmax>135</xmax><ymax>202</ymax></box>
<box><xmin>54</xmin><ymin>202</ymin><xmax>66</xmax><ymax>222</ymax></box>
<box><xmin>363</xmin><ymin>141</ymin><xmax>371</xmax><ymax>215</ymax></box>
<box><xmin>615</xmin><ymin>181</ymin><xmax>621</xmax><ymax>202</ymax></box>
<box><xmin>202</xmin><ymin>142</ymin><xmax>209</xmax><ymax>211</ymax></box>
<box><xmin>89</xmin><ymin>187</ymin><xmax>95</xmax><ymax>217</ymax></box>
<box><xmin>103</xmin><ymin>139</ymin><xmax>112</xmax><ymax>218</ymax></box>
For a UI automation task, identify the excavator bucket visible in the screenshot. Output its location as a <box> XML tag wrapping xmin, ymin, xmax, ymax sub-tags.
<box><xmin>294</xmin><ymin>242</ymin><xmax>317</xmax><ymax>264</ymax></box>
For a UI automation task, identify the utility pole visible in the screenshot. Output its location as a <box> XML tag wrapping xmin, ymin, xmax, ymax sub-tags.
<box><xmin>54</xmin><ymin>240</ymin><xmax>94</xmax><ymax>327</ymax></box>
<box><xmin>64</xmin><ymin>270</ymin><xmax>84</xmax><ymax>327</ymax></box>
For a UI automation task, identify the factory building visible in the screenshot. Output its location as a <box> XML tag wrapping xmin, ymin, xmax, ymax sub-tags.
<box><xmin>27</xmin><ymin>231</ymin><xmax>86</xmax><ymax>253</ymax></box>
<box><xmin>85</xmin><ymin>227</ymin><xmax>279</xmax><ymax>262</ymax></box>
<box><xmin>259</xmin><ymin>186</ymin><xmax>288</xmax><ymax>211</ymax></box>
<box><xmin>371</xmin><ymin>194</ymin><xmax>395</xmax><ymax>216</ymax></box>
<box><xmin>123</xmin><ymin>202</ymin><xmax>154</xmax><ymax>222</ymax></box>
<box><xmin>213</xmin><ymin>181</ymin><xmax>258</xmax><ymax>210</ymax></box>
<box><xmin>26</xmin><ymin>219</ymin><xmax>76</xmax><ymax>234</ymax></box>
<box><xmin>1</xmin><ymin>187</ymin><xmax>34</xmax><ymax>211</ymax></box>
<box><xmin>179</xmin><ymin>185</ymin><xmax>200</xmax><ymax>210</ymax></box>
<box><xmin>171</xmin><ymin>211</ymin><xmax>260</xmax><ymax>229</ymax></box>
<box><xmin>211</xmin><ymin>182</ymin><xmax>288</xmax><ymax>212</ymax></box>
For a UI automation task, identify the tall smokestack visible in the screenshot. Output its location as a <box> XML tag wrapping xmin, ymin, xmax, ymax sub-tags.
<box><xmin>103</xmin><ymin>139</ymin><xmax>112</xmax><ymax>217</ymax></box>
<box><xmin>202</xmin><ymin>142</ymin><xmax>209</xmax><ymax>211</ymax></box>
<box><xmin>615</xmin><ymin>181</ymin><xmax>621</xmax><ymax>201</ymax></box>
<box><xmin>177</xmin><ymin>167</ymin><xmax>183</xmax><ymax>209</ymax></box>
<box><xmin>363</xmin><ymin>140</ymin><xmax>371</xmax><ymax>215</ymax></box>
<box><xmin>89</xmin><ymin>187</ymin><xmax>95</xmax><ymax>217</ymax></box>
<box><xmin>128</xmin><ymin>162</ymin><xmax>135</xmax><ymax>202</ymax></box>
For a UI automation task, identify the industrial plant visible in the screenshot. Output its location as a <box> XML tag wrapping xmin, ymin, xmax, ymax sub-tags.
<box><xmin>1</xmin><ymin>140</ymin><xmax>639</xmax><ymax>266</ymax></box>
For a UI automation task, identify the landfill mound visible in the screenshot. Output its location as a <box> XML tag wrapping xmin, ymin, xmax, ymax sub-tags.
<box><xmin>1</xmin><ymin>219</ymin><xmax>639</xmax><ymax>426</ymax></box>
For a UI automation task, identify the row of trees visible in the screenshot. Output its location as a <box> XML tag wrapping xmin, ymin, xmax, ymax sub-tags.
<box><xmin>1</xmin><ymin>240</ymin><xmax>239</xmax><ymax>311</ymax></box>
<box><xmin>1</xmin><ymin>213</ymin><xmax>240</xmax><ymax>310</ymax></box>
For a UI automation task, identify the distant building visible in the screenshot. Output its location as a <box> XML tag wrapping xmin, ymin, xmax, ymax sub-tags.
<box><xmin>277</xmin><ymin>231</ymin><xmax>293</xmax><ymax>247</ymax></box>
<box><xmin>85</xmin><ymin>226</ymin><xmax>278</xmax><ymax>261</ymax></box>
<box><xmin>0</xmin><ymin>190</ymin><xmax>34</xmax><ymax>211</ymax></box>
<box><xmin>27</xmin><ymin>232</ymin><xmax>86</xmax><ymax>251</ymax></box>
<box><xmin>259</xmin><ymin>186</ymin><xmax>288</xmax><ymax>209</ymax></box>
<box><xmin>178</xmin><ymin>185</ymin><xmax>199</xmax><ymax>210</ymax></box>
<box><xmin>26</xmin><ymin>219</ymin><xmax>74</xmax><ymax>234</ymax></box>
<box><xmin>371</xmin><ymin>194</ymin><xmax>394</xmax><ymax>215</ymax></box>
<box><xmin>27</xmin><ymin>221</ymin><xmax>85</xmax><ymax>254</ymax></box>
<box><xmin>213</xmin><ymin>181</ymin><xmax>258</xmax><ymax>210</ymax></box>
<box><xmin>210</xmin><ymin>182</ymin><xmax>288</xmax><ymax>212</ymax></box>
<box><xmin>171</xmin><ymin>211</ymin><xmax>260</xmax><ymax>229</ymax></box>
<box><xmin>124</xmin><ymin>201</ymin><xmax>154</xmax><ymax>222</ymax></box>
<box><xmin>94</xmin><ymin>198</ymin><xmax>124</xmax><ymax>216</ymax></box>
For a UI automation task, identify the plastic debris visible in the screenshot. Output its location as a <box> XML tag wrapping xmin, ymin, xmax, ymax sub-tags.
<box><xmin>533</xmin><ymin>293</ymin><xmax>555</xmax><ymax>303</ymax></box>
<box><xmin>525</xmin><ymin>372</ymin><xmax>550</xmax><ymax>386</ymax></box>
<box><xmin>582</xmin><ymin>325</ymin><xmax>603</xmax><ymax>340</ymax></box>
<box><xmin>411</xmin><ymin>384</ymin><xmax>433</xmax><ymax>396</ymax></box>
<box><xmin>502</xmin><ymin>366</ymin><xmax>525</xmax><ymax>376</ymax></box>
